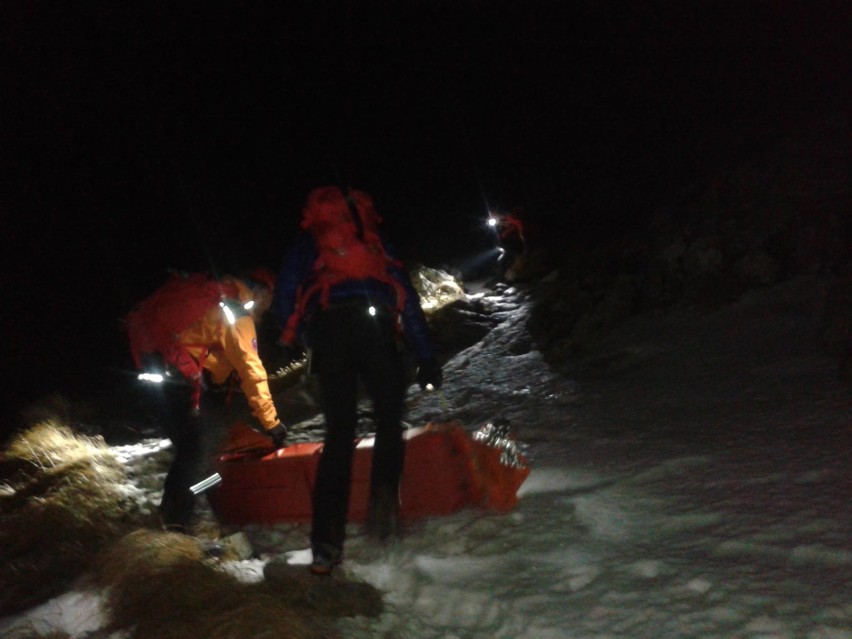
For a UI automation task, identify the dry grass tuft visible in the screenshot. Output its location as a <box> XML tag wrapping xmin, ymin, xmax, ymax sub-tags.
<box><xmin>0</xmin><ymin>421</ymin><xmax>146</xmax><ymax>616</ymax></box>
<box><xmin>1</xmin><ymin>422</ymin><xmax>383</xmax><ymax>637</ymax></box>
<box><xmin>88</xmin><ymin>528</ymin><xmax>205</xmax><ymax>587</ymax></box>
<box><xmin>5</xmin><ymin>421</ymin><xmax>111</xmax><ymax>470</ymax></box>
<box><xmin>92</xmin><ymin>529</ymin><xmax>340</xmax><ymax>639</ymax></box>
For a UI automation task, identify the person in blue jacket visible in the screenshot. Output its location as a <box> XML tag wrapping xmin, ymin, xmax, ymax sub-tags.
<box><xmin>274</xmin><ymin>186</ymin><xmax>443</xmax><ymax>575</ymax></box>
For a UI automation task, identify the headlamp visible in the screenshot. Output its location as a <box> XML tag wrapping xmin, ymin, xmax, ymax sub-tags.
<box><xmin>220</xmin><ymin>301</ymin><xmax>237</xmax><ymax>325</ymax></box>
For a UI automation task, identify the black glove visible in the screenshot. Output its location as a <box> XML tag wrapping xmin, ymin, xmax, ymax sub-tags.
<box><xmin>416</xmin><ymin>358</ymin><xmax>443</xmax><ymax>391</ymax></box>
<box><xmin>266</xmin><ymin>423</ymin><xmax>288</xmax><ymax>449</ymax></box>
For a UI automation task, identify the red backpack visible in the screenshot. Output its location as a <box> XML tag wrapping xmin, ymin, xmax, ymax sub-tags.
<box><xmin>281</xmin><ymin>186</ymin><xmax>406</xmax><ymax>344</ymax></box>
<box><xmin>126</xmin><ymin>272</ymin><xmax>238</xmax><ymax>384</ymax></box>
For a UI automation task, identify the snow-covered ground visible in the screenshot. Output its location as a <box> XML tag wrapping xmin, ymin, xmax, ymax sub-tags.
<box><xmin>2</xmin><ymin>276</ymin><xmax>850</xmax><ymax>638</ymax></box>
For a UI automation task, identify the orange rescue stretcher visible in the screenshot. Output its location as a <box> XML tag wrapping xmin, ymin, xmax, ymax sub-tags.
<box><xmin>209</xmin><ymin>421</ymin><xmax>530</xmax><ymax>526</ymax></box>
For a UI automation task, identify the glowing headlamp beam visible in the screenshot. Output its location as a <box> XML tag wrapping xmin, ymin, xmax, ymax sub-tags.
<box><xmin>220</xmin><ymin>301</ymin><xmax>237</xmax><ymax>325</ymax></box>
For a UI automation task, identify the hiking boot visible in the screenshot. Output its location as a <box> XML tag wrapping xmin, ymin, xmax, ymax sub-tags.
<box><xmin>310</xmin><ymin>545</ymin><xmax>343</xmax><ymax>576</ymax></box>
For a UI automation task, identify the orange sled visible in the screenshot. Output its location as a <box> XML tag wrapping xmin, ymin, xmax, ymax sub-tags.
<box><xmin>209</xmin><ymin>421</ymin><xmax>530</xmax><ymax>526</ymax></box>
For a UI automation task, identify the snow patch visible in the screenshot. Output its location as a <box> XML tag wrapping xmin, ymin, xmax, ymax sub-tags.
<box><xmin>0</xmin><ymin>592</ymin><xmax>106</xmax><ymax>639</ymax></box>
<box><xmin>517</xmin><ymin>466</ymin><xmax>609</xmax><ymax>495</ymax></box>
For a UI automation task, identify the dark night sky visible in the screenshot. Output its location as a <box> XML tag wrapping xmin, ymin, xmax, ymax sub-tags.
<box><xmin>2</xmin><ymin>1</ymin><xmax>850</xmax><ymax>424</ymax></box>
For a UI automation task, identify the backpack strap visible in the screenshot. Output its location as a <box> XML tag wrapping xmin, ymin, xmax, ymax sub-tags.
<box><xmin>165</xmin><ymin>342</ymin><xmax>210</xmax><ymax>411</ymax></box>
<box><xmin>280</xmin><ymin>187</ymin><xmax>408</xmax><ymax>345</ymax></box>
<box><xmin>281</xmin><ymin>270</ymin><xmax>408</xmax><ymax>346</ymax></box>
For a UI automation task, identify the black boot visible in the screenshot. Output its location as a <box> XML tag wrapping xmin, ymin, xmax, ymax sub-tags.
<box><xmin>310</xmin><ymin>543</ymin><xmax>343</xmax><ymax>576</ymax></box>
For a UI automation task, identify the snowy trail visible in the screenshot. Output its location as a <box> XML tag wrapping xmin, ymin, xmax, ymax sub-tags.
<box><xmin>1</xmin><ymin>277</ymin><xmax>849</xmax><ymax>638</ymax></box>
<box><xmin>376</xmin><ymin>277</ymin><xmax>851</xmax><ymax>638</ymax></box>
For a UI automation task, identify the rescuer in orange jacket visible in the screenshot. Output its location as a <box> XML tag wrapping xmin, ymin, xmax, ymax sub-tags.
<box><xmin>129</xmin><ymin>269</ymin><xmax>286</xmax><ymax>533</ymax></box>
<box><xmin>179</xmin><ymin>276</ymin><xmax>281</xmax><ymax>431</ymax></box>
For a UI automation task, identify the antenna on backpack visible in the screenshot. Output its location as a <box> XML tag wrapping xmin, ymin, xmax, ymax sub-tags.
<box><xmin>341</xmin><ymin>185</ymin><xmax>365</xmax><ymax>241</ymax></box>
<box><xmin>329</xmin><ymin>162</ymin><xmax>366</xmax><ymax>240</ymax></box>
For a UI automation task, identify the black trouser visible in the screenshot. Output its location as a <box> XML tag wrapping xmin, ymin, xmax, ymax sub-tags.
<box><xmin>307</xmin><ymin>303</ymin><xmax>407</xmax><ymax>556</ymax></box>
<box><xmin>146</xmin><ymin>378</ymin><xmax>231</xmax><ymax>531</ymax></box>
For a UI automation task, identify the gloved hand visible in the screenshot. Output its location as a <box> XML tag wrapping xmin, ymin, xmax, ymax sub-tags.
<box><xmin>416</xmin><ymin>358</ymin><xmax>443</xmax><ymax>391</ymax></box>
<box><xmin>266</xmin><ymin>423</ymin><xmax>288</xmax><ymax>449</ymax></box>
